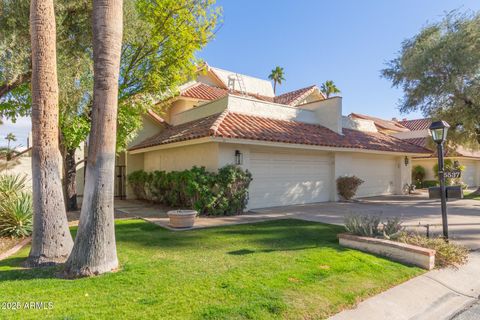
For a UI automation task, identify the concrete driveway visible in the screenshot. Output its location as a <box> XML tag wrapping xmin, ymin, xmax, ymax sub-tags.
<box><xmin>252</xmin><ymin>192</ymin><xmax>480</xmax><ymax>249</ymax></box>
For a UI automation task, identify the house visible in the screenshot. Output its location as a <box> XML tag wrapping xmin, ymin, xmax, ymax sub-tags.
<box><xmin>349</xmin><ymin>114</ymin><xmax>480</xmax><ymax>188</ymax></box>
<box><xmin>124</xmin><ymin>64</ymin><xmax>430</xmax><ymax>209</ymax></box>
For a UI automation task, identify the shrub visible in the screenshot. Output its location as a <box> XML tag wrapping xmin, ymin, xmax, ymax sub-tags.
<box><xmin>412</xmin><ymin>165</ymin><xmax>426</xmax><ymax>185</ymax></box>
<box><xmin>421</xmin><ymin>180</ymin><xmax>438</xmax><ymax>188</ymax></box>
<box><xmin>336</xmin><ymin>176</ymin><xmax>364</xmax><ymax>200</ymax></box>
<box><xmin>0</xmin><ymin>174</ymin><xmax>33</xmax><ymax>238</ymax></box>
<box><xmin>344</xmin><ymin>214</ymin><xmax>404</xmax><ymax>239</ymax></box>
<box><xmin>345</xmin><ymin>214</ymin><xmax>381</xmax><ymax>237</ymax></box>
<box><xmin>382</xmin><ymin>217</ymin><xmax>404</xmax><ymax>239</ymax></box>
<box><xmin>127</xmin><ymin>170</ymin><xmax>150</xmax><ymax>200</ymax></box>
<box><xmin>127</xmin><ymin>165</ymin><xmax>252</xmax><ymax>216</ymax></box>
<box><xmin>398</xmin><ymin>233</ymin><xmax>468</xmax><ymax>268</ymax></box>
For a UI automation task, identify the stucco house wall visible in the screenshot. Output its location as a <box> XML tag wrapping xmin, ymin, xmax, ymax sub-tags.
<box><xmin>143</xmin><ymin>142</ymin><xmax>219</xmax><ymax>172</ymax></box>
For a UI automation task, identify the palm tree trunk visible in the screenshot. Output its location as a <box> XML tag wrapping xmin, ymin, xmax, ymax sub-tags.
<box><xmin>65</xmin><ymin>0</ymin><xmax>123</xmax><ymax>277</ymax></box>
<box><xmin>273</xmin><ymin>80</ymin><xmax>277</xmax><ymax>94</ymax></box>
<box><xmin>64</xmin><ymin>148</ymin><xmax>78</xmax><ymax>211</ymax></box>
<box><xmin>26</xmin><ymin>0</ymin><xmax>73</xmax><ymax>266</ymax></box>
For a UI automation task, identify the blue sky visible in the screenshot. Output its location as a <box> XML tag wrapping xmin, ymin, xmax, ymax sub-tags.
<box><xmin>2</xmin><ymin>1</ymin><xmax>480</xmax><ymax>147</ymax></box>
<box><xmin>199</xmin><ymin>0</ymin><xmax>480</xmax><ymax>118</ymax></box>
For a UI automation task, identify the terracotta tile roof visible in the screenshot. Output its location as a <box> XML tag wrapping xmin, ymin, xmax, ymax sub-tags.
<box><xmin>403</xmin><ymin>137</ymin><xmax>480</xmax><ymax>159</ymax></box>
<box><xmin>181</xmin><ymin>83</ymin><xmax>228</xmax><ymax>100</ymax></box>
<box><xmin>398</xmin><ymin>118</ymin><xmax>432</xmax><ymax>131</ymax></box>
<box><xmin>130</xmin><ymin>112</ymin><xmax>431</xmax><ymax>154</ymax></box>
<box><xmin>147</xmin><ymin>110</ymin><xmax>169</xmax><ymax>126</ymax></box>
<box><xmin>179</xmin><ymin>82</ymin><xmax>274</xmax><ymax>103</ymax></box>
<box><xmin>350</xmin><ymin>113</ymin><xmax>409</xmax><ymax>132</ymax></box>
<box><xmin>273</xmin><ymin>85</ymin><xmax>319</xmax><ymax>106</ymax></box>
<box><xmin>402</xmin><ymin>137</ymin><xmax>429</xmax><ymax>149</ymax></box>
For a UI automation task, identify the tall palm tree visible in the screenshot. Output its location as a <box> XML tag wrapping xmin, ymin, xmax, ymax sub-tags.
<box><xmin>5</xmin><ymin>133</ymin><xmax>16</xmax><ymax>152</ymax></box>
<box><xmin>26</xmin><ymin>0</ymin><xmax>73</xmax><ymax>266</ymax></box>
<box><xmin>268</xmin><ymin>66</ymin><xmax>285</xmax><ymax>94</ymax></box>
<box><xmin>65</xmin><ymin>0</ymin><xmax>123</xmax><ymax>277</ymax></box>
<box><xmin>320</xmin><ymin>80</ymin><xmax>341</xmax><ymax>98</ymax></box>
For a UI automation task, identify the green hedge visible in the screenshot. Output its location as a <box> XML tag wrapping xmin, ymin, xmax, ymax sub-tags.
<box><xmin>421</xmin><ymin>180</ymin><xmax>439</xmax><ymax>188</ymax></box>
<box><xmin>127</xmin><ymin>165</ymin><xmax>253</xmax><ymax>216</ymax></box>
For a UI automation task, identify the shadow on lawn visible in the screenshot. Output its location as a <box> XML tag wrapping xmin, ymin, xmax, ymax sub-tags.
<box><xmin>0</xmin><ymin>256</ymin><xmax>61</xmax><ymax>281</ymax></box>
<box><xmin>113</xmin><ymin>218</ymin><xmax>348</xmax><ymax>256</ymax></box>
<box><xmin>0</xmin><ymin>219</ymin><xmax>349</xmax><ymax>281</ymax></box>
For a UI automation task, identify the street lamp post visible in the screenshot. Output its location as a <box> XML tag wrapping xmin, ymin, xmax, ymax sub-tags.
<box><xmin>429</xmin><ymin>120</ymin><xmax>450</xmax><ymax>241</ymax></box>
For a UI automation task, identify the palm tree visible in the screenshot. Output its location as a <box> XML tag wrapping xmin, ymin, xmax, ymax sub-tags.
<box><xmin>268</xmin><ymin>66</ymin><xmax>285</xmax><ymax>94</ymax></box>
<box><xmin>5</xmin><ymin>133</ymin><xmax>16</xmax><ymax>152</ymax></box>
<box><xmin>65</xmin><ymin>0</ymin><xmax>123</xmax><ymax>277</ymax></box>
<box><xmin>320</xmin><ymin>80</ymin><xmax>341</xmax><ymax>98</ymax></box>
<box><xmin>26</xmin><ymin>0</ymin><xmax>73</xmax><ymax>266</ymax></box>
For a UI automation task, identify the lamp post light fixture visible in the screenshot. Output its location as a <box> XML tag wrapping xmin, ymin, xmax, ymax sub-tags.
<box><xmin>404</xmin><ymin>156</ymin><xmax>409</xmax><ymax>166</ymax></box>
<box><xmin>429</xmin><ymin>120</ymin><xmax>450</xmax><ymax>241</ymax></box>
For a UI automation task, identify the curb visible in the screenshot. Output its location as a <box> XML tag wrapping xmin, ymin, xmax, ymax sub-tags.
<box><xmin>0</xmin><ymin>237</ymin><xmax>31</xmax><ymax>261</ymax></box>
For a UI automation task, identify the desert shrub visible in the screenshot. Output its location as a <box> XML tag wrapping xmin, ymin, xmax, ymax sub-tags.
<box><xmin>0</xmin><ymin>174</ymin><xmax>33</xmax><ymax>238</ymax></box>
<box><xmin>398</xmin><ymin>233</ymin><xmax>468</xmax><ymax>268</ymax></box>
<box><xmin>344</xmin><ymin>214</ymin><xmax>404</xmax><ymax>239</ymax></box>
<box><xmin>412</xmin><ymin>165</ymin><xmax>426</xmax><ymax>185</ymax></box>
<box><xmin>382</xmin><ymin>217</ymin><xmax>404</xmax><ymax>239</ymax></box>
<box><xmin>336</xmin><ymin>176</ymin><xmax>364</xmax><ymax>200</ymax></box>
<box><xmin>127</xmin><ymin>165</ymin><xmax>252</xmax><ymax>216</ymax></box>
<box><xmin>344</xmin><ymin>215</ymin><xmax>381</xmax><ymax>237</ymax></box>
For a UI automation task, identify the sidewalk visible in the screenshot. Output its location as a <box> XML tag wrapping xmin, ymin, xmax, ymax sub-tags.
<box><xmin>329</xmin><ymin>251</ymin><xmax>480</xmax><ymax>320</ymax></box>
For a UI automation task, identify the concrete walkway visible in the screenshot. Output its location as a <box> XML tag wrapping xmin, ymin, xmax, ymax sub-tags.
<box><xmin>330</xmin><ymin>251</ymin><xmax>480</xmax><ymax>320</ymax></box>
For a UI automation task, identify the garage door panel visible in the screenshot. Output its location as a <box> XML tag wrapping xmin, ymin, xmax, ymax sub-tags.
<box><xmin>349</xmin><ymin>157</ymin><xmax>396</xmax><ymax>197</ymax></box>
<box><xmin>461</xmin><ymin>160</ymin><xmax>477</xmax><ymax>187</ymax></box>
<box><xmin>248</xmin><ymin>151</ymin><xmax>332</xmax><ymax>209</ymax></box>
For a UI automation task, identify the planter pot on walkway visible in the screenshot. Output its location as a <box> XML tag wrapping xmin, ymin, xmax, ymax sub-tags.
<box><xmin>167</xmin><ymin>210</ymin><xmax>198</xmax><ymax>228</ymax></box>
<box><xmin>338</xmin><ymin>233</ymin><xmax>436</xmax><ymax>270</ymax></box>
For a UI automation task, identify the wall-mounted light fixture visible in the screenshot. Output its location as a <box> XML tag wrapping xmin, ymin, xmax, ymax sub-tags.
<box><xmin>235</xmin><ymin>150</ymin><xmax>243</xmax><ymax>165</ymax></box>
<box><xmin>404</xmin><ymin>156</ymin><xmax>409</xmax><ymax>167</ymax></box>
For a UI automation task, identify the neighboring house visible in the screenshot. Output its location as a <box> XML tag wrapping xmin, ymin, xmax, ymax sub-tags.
<box><xmin>125</xmin><ymin>64</ymin><xmax>430</xmax><ymax>209</ymax></box>
<box><xmin>0</xmin><ymin>140</ymin><xmax>86</xmax><ymax>195</ymax></box>
<box><xmin>349</xmin><ymin>114</ymin><xmax>480</xmax><ymax>188</ymax></box>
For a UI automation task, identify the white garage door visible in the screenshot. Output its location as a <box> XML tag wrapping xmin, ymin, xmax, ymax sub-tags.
<box><xmin>350</xmin><ymin>156</ymin><xmax>396</xmax><ymax>197</ymax></box>
<box><xmin>461</xmin><ymin>160</ymin><xmax>477</xmax><ymax>187</ymax></box>
<box><xmin>248</xmin><ymin>151</ymin><xmax>332</xmax><ymax>209</ymax></box>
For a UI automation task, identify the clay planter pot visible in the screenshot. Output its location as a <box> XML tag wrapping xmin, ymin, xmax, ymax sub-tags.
<box><xmin>167</xmin><ymin>210</ymin><xmax>198</xmax><ymax>228</ymax></box>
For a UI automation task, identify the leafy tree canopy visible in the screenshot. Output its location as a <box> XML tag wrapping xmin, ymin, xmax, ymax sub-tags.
<box><xmin>0</xmin><ymin>0</ymin><xmax>221</xmax><ymax>151</ymax></box>
<box><xmin>382</xmin><ymin>10</ymin><xmax>480</xmax><ymax>147</ymax></box>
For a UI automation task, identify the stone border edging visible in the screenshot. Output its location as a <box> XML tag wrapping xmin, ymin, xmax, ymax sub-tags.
<box><xmin>338</xmin><ymin>233</ymin><xmax>435</xmax><ymax>270</ymax></box>
<box><xmin>0</xmin><ymin>237</ymin><xmax>31</xmax><ymax>261</ymax></box>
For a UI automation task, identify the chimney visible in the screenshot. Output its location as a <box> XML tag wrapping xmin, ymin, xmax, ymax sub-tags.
<box><xmin>392</xmin><ymin>117</ymin><xmax>398</xmax><ymax>122</ymax></box>
<box><xmin>302</xmin><ymin>97</ymin><xmax>343</xmax><ymax>134</ymax></box>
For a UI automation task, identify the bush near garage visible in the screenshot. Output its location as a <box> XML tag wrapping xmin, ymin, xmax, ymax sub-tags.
<box><xmin>336</xmin><ymin>176</ymin><xmax>364</xmax><ymax>200</ymax></box>
<box><xmin>127</xmin><ymin>165</ymin><xmax>252</xmax><ymax>216</ymax></box>
<box><xmin>412</xmin><ymin>165</ymin><xmax>426</xmax><ymax>188</ymax></box>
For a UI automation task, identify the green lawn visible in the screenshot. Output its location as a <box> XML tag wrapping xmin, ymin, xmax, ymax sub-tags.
<box><xmin>464</xmin><ymin>191</ymin><xmax>480</xmax><ymax>200</ymax></box>
<box><xmin>0</xmin><ymin>219</ymin><xmax>423</xmax><ymax>320</ymax></box>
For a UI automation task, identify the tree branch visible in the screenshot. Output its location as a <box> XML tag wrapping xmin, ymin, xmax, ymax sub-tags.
<box><xmin>0</xmin><ymin>71</ymin><xmax>32</xmax><ymax>99</ymax></box>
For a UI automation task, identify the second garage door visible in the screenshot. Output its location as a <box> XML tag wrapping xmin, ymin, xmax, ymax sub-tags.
<box><xmin>248</xmin><ymin>150</ymin><xmax>332</xmax><ymax>209</ymax></box>
<box><xmin>349</xmin><ymin>155</ymin><xmax>397</xmax><ymax>197</ymax></box>
<box><xmin>461</xmin><ymin>160</ymin><xmax>478</xmax><ymax>187</ymax></box>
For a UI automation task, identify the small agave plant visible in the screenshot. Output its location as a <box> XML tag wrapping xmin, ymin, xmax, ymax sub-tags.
<box><xmin>0</xmin><ymin>174</ymin><xmax>33</xmax><ymax>238</ymax></box>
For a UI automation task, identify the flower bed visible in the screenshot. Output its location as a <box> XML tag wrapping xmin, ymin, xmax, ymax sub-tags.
<box><xmin>338</xmin><ymin>233</ymin><xmax>436</xmax><ymax>270</ymax></box>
